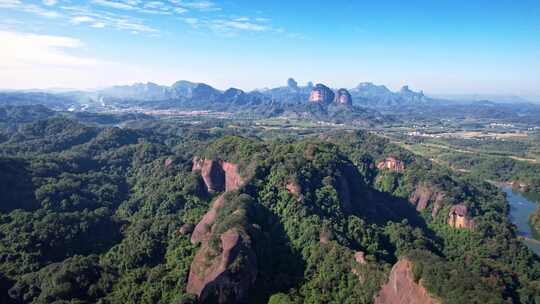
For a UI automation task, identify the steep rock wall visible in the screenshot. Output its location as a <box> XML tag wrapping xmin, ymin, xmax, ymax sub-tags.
<box><xmin>192</xmin><ymin>157</ymin><xmax>245</xmax><ymax>194</ymax></box>
<box><xmin>447</xmin><ymin>204</ymin><xmax>474</xmax><ymax>229</ymax></box>
<box><xmin>409</xmin><ymin>185</ymin><xmax>445</xmax><ymax>217</ymax></box>
<box><xmin>374</xmin><ymin>259</ymin><xmax>439</xmax><ymax>304</ymax></box>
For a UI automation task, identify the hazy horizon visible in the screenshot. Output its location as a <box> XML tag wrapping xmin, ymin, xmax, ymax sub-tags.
<box><xmin>1</xmin><ymin>0</ymin><xmax>539</xmax><ymax>96</ymax></box>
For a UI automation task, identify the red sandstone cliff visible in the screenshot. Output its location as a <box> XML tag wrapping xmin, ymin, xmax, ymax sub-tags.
<box><xmin>409</xmin><ymin>185</ymin><xmax>445</xmax><ymax>217</ymax></box>
<box><xmin>187</xmin><ymin>228</ymin><xmax>257</xmax><ymax>303</ymax></box>
<box><xmin>447</xmin><ymin>204</ymin><xmax>474</xmax><ymax>229</ymax></box>
<box><xmin>309</xmin><ymin>83</ymin><xmax>335</xmax><ymax>105</ymax></box>
<box><xmin>377</xmin><ymin>157</ymin><xmax>405</xmax><ymax>173</ymax></box>
<box><xmin>190</xmin><ymin>194</ymin><xmax>226</xmax><ymax>244</ymax></box>
<box><xmin>192</xmin><ymin>157</ymin><xmax>245</xmax><ymax>194</ymax></box>
<box><xmin>188</xmin><ymin>157</ymin><xmax>254</xmax><ymax>303</ymax></box>
<box><xmin>374</xmin><ymin>259</ymin><xmax>439</xmax><ymax>304</ymax></box>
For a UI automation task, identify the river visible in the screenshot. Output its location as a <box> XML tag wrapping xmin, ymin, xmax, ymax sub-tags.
<box><xmin>502</xmin><ymin>186</ymin><xmax>540</xmax><ymax>255</ymax></box>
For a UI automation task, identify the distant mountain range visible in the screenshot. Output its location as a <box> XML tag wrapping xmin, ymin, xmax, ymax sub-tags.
<box><xmin>350</xmin><ymin>82</ymin><xmax>430</xmax><ymax>106</ymax></box>
<box><xmin>0</xmin><ymin>79</ymin><xmax>434</xmax><ymax>113</ymax></box>
<box><xmin>93</xmin><ymin>79</ymin><xmax>430</xmax><ymax>107</ymax></box>
<box><xmin>2</xmin><ymin>79</ymin><xmax>539</xmax><ymax>126</ymax></box>
<box><xmin>432</xmin><ymin>94</ymin><xmax>539</xmax><ymax>104</ymax></box>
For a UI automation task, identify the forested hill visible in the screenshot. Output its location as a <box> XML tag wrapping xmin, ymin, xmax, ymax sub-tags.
<box><xmin>0</xmin><ymin>108</ymin><xmax>539</xmax><ymax>303</ymax></box>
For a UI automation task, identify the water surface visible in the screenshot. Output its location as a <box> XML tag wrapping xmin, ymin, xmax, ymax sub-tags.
<box><xmin>503</xmin><ymin>186</ymin><xmax>540</xmax><ymax>255</ymax></box>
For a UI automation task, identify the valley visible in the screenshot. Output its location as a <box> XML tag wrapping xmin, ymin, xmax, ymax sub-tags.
<box><xmin>1</xmin><ymin>80</ymin><xmax>540</xmax><ymax>304</ymax></box>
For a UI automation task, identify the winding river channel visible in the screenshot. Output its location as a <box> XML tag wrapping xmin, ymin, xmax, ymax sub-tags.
<box><xmin>503</xmin><ymin>186</ymin><xmax>540</xmax><ymax>255</ymax></box>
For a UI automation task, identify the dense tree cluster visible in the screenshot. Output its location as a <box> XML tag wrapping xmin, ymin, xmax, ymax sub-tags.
<box><xmin>0</xmin><ymin>106</ymin><xmax>539</xmax><ymax>303</ymax></box>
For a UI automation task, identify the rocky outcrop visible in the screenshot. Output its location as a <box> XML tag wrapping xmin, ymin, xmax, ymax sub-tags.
<box><xmin>374</xmin><ymin>259</ymin><xmax>439</xmax><ymax>304</ymax></box>
<box><xmin>352</xmin><ymin>251</ymin><xmax>367</xmax><ymax>283</ymax></box>
<box><xmin>319</xmin><ymin>229</ymin><xmax>331</xmax><ymax>244</ymax></box>
<box><xmin>409</xmin><ymin>185</ymin><xmax>445</xmax><ymax>217</ymax></box>
<box><xmin>191</xmin><ymin>195</ymin><xmax>227</xmax><ymax>244</ymax></box>
<box><xmin>354</xmin><ymin>251</ymin><xmax>366</xmax><ymax>265</ymax></box>
<box><xmin>286</xmin><ymin>181</ymin><xmax>301</xmax><ymax>195</ymax></box>
<box><xmin>187</xmin><ymin>228</ymin><xmax>257</xmax><ymax>303</ymax></box>
<box><xmin>192</xmin><ymin>157</ymin><xmax>245</xmax><ymax>194</ymax></box>
<box><xmin>309</xmin><ymin>83</ymin><xmax>335</xmax><ymax>105</ymax></box>
<box><xmin>193</xmin><ymin>157</ymin><xmax>225</xmax><ymax>193</ymax></box>
<box><xmin>334</xmin><ymin>88</ymin><xmax>352</xmax><ymax>106</ymax></box>
<box><xmin>220</xmin><ymin>161</ymin><xmax>244</xmax><ymax>192</ymax></box>
<box><xmin>188</xmin><ymin>158</ymin><xmax>254</xmax><ymax>303</ymax></box>
<box><xmin>178</xmin><ymin>223</ymin><xmax>194</xmax><ymax>236</ymax></box>
<box><xmin>377</xmin><ymin>157</ymin><xmax>405</xmax><ymax>173</ymax></box>
<box><xmin>447</xmin><ymin>204</ymin><xmax>474</xmax><ymax>229</ymax></box>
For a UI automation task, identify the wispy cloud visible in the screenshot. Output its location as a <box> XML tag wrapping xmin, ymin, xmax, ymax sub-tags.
<box><xmin>181</xmin><ymin>15</ymin><xmax>282</xmax><ymax>36</ymax></box>
<box><xmin>179</xmin><ymin>0</ymin><xmax>218</xmax><ymax>11</ymax></box>
<box><xmin>70</xmin><ymin>15</ymin><xmax>96</xmax><ymax>24</ymax></box>
<box><xmin>0</xmin><ymin>0</ymin><xmax>62</xmax><ymax>18</ymax></box>
<box><xmin>0</xmin><ymin>0</ymin><xmax>22</xmax><ymax>8</ymax></box>
<box><xmin>90</xmin><ymin>0</ymin><xmax>194</xmax><ymax>15</ymax></box>
<box><xmin>60</xmin><ymin>5</ymin><xmax>160</xmax><ymax>34</ymax></box>
<box><xmin>1</xmin><ymin>1</ymin><xmax>287</xmax><ymax>38</ymax></box>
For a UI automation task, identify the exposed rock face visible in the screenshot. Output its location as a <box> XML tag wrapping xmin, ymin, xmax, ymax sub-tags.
<box><xmin>409</xmin><ymin>185</ymin><xmax>445</xmax><ymax>217</ymax></box>
<box><xmin>188</xmin><ymin>159</ymin><xmax>254</xmax><ymax>303</ymax></box>
<box><xmin>334</xmin><ymin>88</ymin><xmax>352</xmax><ymax>106</ymax></box>
<box><xmin>319</xmin><ymin>229</ymin><xmax>331</xmax><ymax>244</ymax></box>
<box><xmin>192</xmin><ymin>157</ymin><xmax>245</xmax><ymax>194</ymax></box>
<box><xmin>286</xmin><ymin>181</ymin><xmax>301</xmax><ymax>195</ymax></box>
<box><xmin>192</xmin><ymin>157</ymin><xmax>226</xmax><ymax>193</ymax></box>
<box><xmin>309</xmin><ymin>83</ymin><xmax>335</xmax><ymax>105</ymax></box>
<box><xmin>355</xmin><ymin>251</ymin><xmax>366</xmax><ymax>265</ymax></box>
<box><xmin>374</xmin><ymin>259</ymin><xmax>439</xmax><ymax>304</ymax></box>
<box><xmin>220</xmin><ymin>161</ymin><xmax>244</xmax><ymax>192</ymax></box>
<box><xmin>377</xmin><ymin>157</ymin><xmax>405</xmax><ymax>173</ymax></box>
<box><xmin>179</xmin><ymin>223</ymin><xmax>194</xmax><ymax>236</ymax></box>
<box><xmin>447</xmin><ymin>204</ymin><xmax>474</xmax><ymax>229</ymax></box>
<box><xmin>187</xmin><ymin>228</ymin><xmax>257</xmax><ymax>303</ymax></box>
<box><xmin>191</xmin><ymin>195</ymin><xmax>226</xmax><ymax>244</ymax></box>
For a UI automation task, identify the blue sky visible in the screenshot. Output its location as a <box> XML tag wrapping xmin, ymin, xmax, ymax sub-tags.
<box><xmin>0</xmin><ymin>0</ymin><xmax>539</xmax><ymax>97</ymax></box>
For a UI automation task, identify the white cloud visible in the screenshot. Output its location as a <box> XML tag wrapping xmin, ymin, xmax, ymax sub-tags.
<box><xmin>0</xmin><ymin>30</ymin><xmax>98</xmax><ymax>68</ymax></box>
<box><xmin>70</xmin><ymin>16</ymin><xmax>96</xmax><ymax>24</ymax></box>
<box><xmin>0</xmin><ymin>1</ymin><xmax>61</xmax><ymax>18</ymax></box>
<box><xmin>183</xmin><ymin>16</ymin><xmax>275</xmax><ymax>35</ymax></box>
<box><xmin>179</xmin><ymin>0</ymin><xmax>218</xmax><ymax>11</ymax></box>
<box><xmin>90</xmin><ymin>0</ymin><xmax>187</xmax><ymax>15</ymax></box>
<box><xmin>212</xmin><ymin>19</ymin><xmax>270</xmax><ymax>32</ymax></box>
<box><xmin>0</xmin><ymin>29</ymin><xmax>155</xmax><ymax>90</ymax></box>
<box><xmin>91</xmin><ymin>22</ymin><xmax>106</xmax><ymax>28</ymax></box>
<box><xmin>0</xmin><ymin>0</ymin><xmax>21</xmax><ymax>8</ymax></box>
